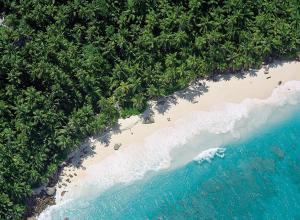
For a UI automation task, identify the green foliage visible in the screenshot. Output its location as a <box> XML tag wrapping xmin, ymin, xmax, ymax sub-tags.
<box><xmin>121</xmin><ymin>106</ymin><xmax>144</xmax><ymax>118</ymax></box>
<box><xmin>0</xmin><ymin>0</ymin><xmax>299</xmax><ymax>218</ymax></box>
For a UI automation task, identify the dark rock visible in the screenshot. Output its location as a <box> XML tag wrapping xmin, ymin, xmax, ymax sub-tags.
<box><xmin>263</xmin><ymin>64</ymin><xmax>269</xmax><ymax>74</ymax></box>
<box><xmin>264</xmin><ymin>69</ymin><xmax>269</xmax><ymax>74</ymax></box>
<box><xmin>142</xmin><ymin>116</ymin><xmax>155</xmax><ymax>124</ymax></box>
<box><xmin>32</xmin><ymin>186</ymin><xmax>45</xmax><ymax>196</ymax></box>
<box><xmin>114</xmin><ymin>143</ymin><xmax>121</xmax><ymax>150</ymax></box>
<box><xmin>34</xmin><ymin>195</ymin><xmax>55</xmax><ymax>215</ymax></box>
<box><xmin>45</xmin><ymin>187</ymin><xmax>56</xmax><ymax>196</ymax></box>
<box><xmin>167</xmin><ymin>117</ymin><xmax>171</xmax><ymax>121</ymax></box>
<box><xmin>266</xmin><ymin>76</ymin><xmax>271</xmax><ymax>79</ymax></box>
<box><xmin>278</xmin><ymin>81</ymin><xmax>282</xmax><ymax>85</ymax></box>
<box><xmin>61</xmin><ymin>191</ymin><xmax>67</xmax><ymax>197</ymax></box>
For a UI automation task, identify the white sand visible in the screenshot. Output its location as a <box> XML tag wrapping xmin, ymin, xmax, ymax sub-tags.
<box><xmin>55</xmin><ymin>60</ymin><xmax>300</xmax><ymax>201</ymax></box>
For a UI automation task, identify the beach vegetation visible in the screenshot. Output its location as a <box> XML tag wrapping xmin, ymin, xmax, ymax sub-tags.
<box><xmin>0</xmin><ymin>0</ymin><xmax>299</xmax><ymax>218</ymax></box>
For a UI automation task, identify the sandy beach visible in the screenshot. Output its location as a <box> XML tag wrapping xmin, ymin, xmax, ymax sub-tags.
<box><xmin>53</xmin><ymin>60</ymin><xmax>300</xmax><ymax>203</ymax></box>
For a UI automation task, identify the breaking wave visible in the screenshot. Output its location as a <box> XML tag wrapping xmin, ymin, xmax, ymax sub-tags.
<box><xmin>194</xmin><ymin>148</ymin><xmax>226</xmax><ymax>164</ymax></box>
<box><xmin>39</xmin><ymin>81</ymin><xmax>300</xmax><ymax>220</ymax></box>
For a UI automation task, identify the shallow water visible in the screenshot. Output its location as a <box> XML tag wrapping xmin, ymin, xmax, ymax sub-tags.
<box><xmin>40</xmin><ymin>82</ymin><xmax>300</xmax><ymax>220</ymax></box>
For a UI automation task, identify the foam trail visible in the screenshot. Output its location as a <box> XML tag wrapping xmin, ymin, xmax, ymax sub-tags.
<box><xmin>39</xmin><ymin>81</ymin><xmax>300</xmax><ymax>220</ymax></box>
<box><xmin>194</xmin><ymin>148</ymin><xmax>226</xmax><ymax>164</ymax></box>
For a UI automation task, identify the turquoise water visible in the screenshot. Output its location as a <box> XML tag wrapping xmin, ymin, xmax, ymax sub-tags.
<box><xmin>40</xmin><ymin>82</ymin><xmax>300</xmax><ymax>220</ymax></box>
<box><xmin>48</xmin><ymin>101</ymin><xmax>300</xmax><ymax>219</ymax></box>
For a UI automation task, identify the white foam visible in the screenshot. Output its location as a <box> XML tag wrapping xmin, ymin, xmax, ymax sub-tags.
<box><xmin>194</xmin><ymin>148</ymin><xmax>226</xmax><ymax>163</ymax></box>
<box><xmin>39</xmin><ymin>81</ymin><xmax>300</xmax><ymax>219</ymax></box>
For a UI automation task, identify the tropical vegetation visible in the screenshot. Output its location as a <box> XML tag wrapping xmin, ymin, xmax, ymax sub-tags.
<box><xmin>0</xmin><ymin>0</ymin><xmax>299</xmax><ymax>218</ymax></box>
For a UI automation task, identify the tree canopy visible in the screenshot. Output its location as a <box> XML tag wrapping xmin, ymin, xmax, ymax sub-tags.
<box><xmin>0</xmin><ymin>0</ymin><xmax>299</xmax><ymax>218</ymax></box>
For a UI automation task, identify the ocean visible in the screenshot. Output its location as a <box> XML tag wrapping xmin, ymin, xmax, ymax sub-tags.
<box><xmin>40</xmin><ymin>81</ymin><xmax>300</xmax><ymax>220</ymax></box>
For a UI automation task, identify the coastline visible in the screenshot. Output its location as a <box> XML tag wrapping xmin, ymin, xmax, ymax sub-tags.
<box><xmin>38</xmin><ymin>60</ymin><xmax>300</xmax><ymax>218</ymax></box>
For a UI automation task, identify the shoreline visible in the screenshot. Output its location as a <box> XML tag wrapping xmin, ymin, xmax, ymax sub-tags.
<box><xmin>37</xmin><ymin>60</ymin><xmax>300</xmax><ymax>218</ymax></box>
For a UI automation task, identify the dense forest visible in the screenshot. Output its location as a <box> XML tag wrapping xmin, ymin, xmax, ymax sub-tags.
<box><xmin>0</xmin><ymin>0</ymin><xmax>299</xmax><ymax>218</ymax></box>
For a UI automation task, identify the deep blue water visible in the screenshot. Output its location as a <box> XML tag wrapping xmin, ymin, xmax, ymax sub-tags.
<box><xmin>50</xmin><ymin>103</ymin><xmax>300</xmax><ymax>220</ymax></box>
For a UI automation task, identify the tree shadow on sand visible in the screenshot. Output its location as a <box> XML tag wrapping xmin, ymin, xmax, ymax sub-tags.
<box><xmin>152</xmin><ymin>66</ymin><xmax>262</xmax><ymax>115</ymax></box>
<box><xmin>175</xmin><ymin>81</ymin><xmax>209</xmax><ymax>102</ymax></box>
<box><xmin>62</xmin><ymin>122</ymin><xmax>122</xmax><ymax>170</ymax></box>
<box><xmin>59</xmin><ymin>59</ymin><xmax>294</xmax><ymax>175</ymax></box>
